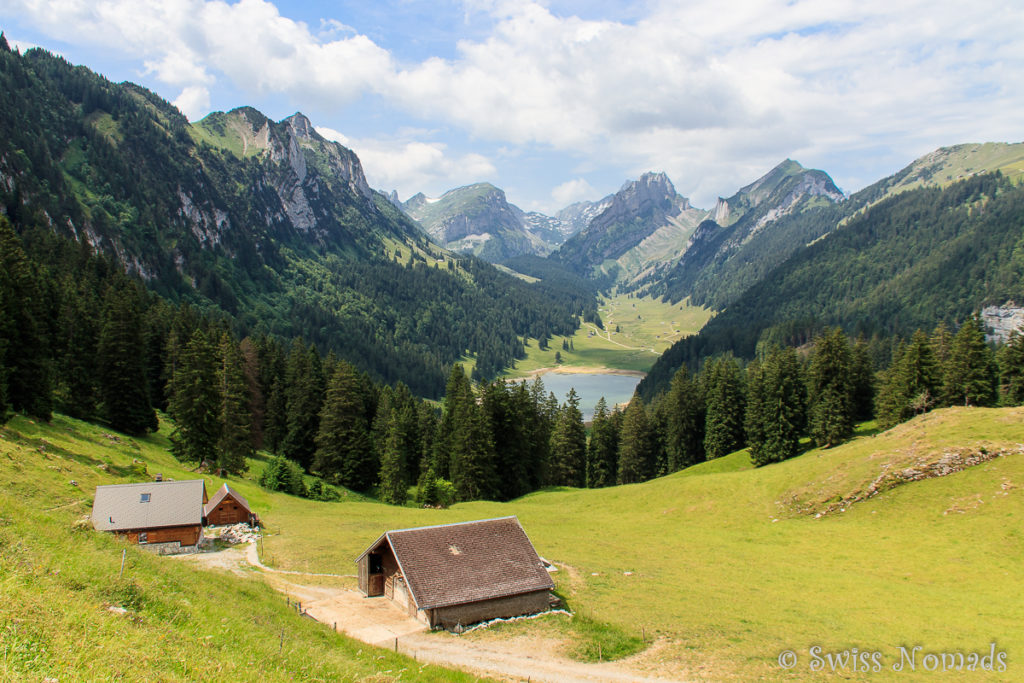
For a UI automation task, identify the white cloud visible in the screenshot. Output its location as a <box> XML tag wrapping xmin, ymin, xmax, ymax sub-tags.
<box><xmin>5</xmin><ymin>0</ymin><xmax>1024</xmax><ymax>205</ymax></box>
<box><xmin>551</xmin><ymin>178</ymin><xmax>596</xmax><ymax>206</ymax></box>
<box><xmin>318</xmin><ymin>132</ymin><xmax>497</xmax><ymax>199</ymax></box>
<box><xmin>173</xmin><ymin>85</ymin><xmax>211</xmax><ymax>120</ymax></box>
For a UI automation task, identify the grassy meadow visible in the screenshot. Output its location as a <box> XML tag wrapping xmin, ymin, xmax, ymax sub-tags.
<box><xmin>0</xmin><ymin>415</ymin><xmax>482</xmax><ymax>682</ymax></box>
<box><xmin>261</xmin><ymin>406</ymin><xmax>1024</xmax><ymax>680</ymax></box>
<box><xmin>4</xmin><ymin>405</ymin><xmax>1024</xmax><ymax>680</ymax></box>
<box><xmin>504</xmin><ymin>293</ymin><xmax>713</xmax><ymax>377</ymax></box>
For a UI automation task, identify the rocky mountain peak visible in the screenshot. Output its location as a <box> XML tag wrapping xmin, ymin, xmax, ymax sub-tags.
<box><xmin>283</xmin><ymin>112</ymin><xmax>316</xmax><ymax>140</ymax></box>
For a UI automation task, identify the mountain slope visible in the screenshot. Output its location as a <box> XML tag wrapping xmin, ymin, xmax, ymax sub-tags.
<box><xmin>0</xmin><ymin>42</ymin><xmax>589</xmax><ymax>394</ymax></box>
<box><xmin>0</xmin><ymin>413</ymin><xmax>478</xmax><ymax>682</ymax></box>
<box><xmin>654</xmin><ymin>159</ymin><xmax>844</xmax><ymax>308</ymax></box>
<box><xmin>553</xmin><ymin>172</ymin><xmax>706</xmax><ymax>283</ymax></box>
<box><xmin>403</xmin><ymin>183</ymin><xmax>541</xmax><ymax>261</ymax></box>
<box><xmin>401</xmin><ymin>183</ymin><xmax>585</xmax><ymax>260</ymax></box>
<box><xmin>640</xmin><ymin>171</ymin><xmax>1024</xmax><ymax>399</ymax></box>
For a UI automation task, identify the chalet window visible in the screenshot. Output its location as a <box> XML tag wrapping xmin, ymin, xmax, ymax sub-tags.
<box><xmin>140</xmin><ymin>493</ymin><xmax>151</xmax><ymax>503</ymax></box>
<box><xmin>369</xmin><ymin>553</ymin><xmax>383</xmax><ymax>574</ymax></box>
<box><xmin>139</xmin><ymin>532</ymin><xmax>148</xmax><ymax>544</ymax></box>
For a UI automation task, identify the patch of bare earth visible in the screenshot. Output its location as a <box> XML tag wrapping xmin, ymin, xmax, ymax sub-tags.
<box><xmin>182</xmin><ymin>543</ymin><xmax>691</xmax><ymax>682</ymax></box>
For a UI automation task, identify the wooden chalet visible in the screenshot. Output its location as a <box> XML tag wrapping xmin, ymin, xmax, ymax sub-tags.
<box><xmin>355</xmin><ymin>516</ymin><xmax>555</xmax><ymax>630</ymax></box>
<box><xmin>204</xmin><ymin>483</ymin><xmax>258</xmax><ymax>526</ymax></box>
<box><xmin>92</xmin><ymin>479</ymin><xmax>207</xmax><ymax>554</ymax></box>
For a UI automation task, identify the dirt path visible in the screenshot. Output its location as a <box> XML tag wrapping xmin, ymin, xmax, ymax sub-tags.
<box><xmin>180</xmin><ymin>542</ymin><xmax>689</xmax><ymax>683</ymax></box>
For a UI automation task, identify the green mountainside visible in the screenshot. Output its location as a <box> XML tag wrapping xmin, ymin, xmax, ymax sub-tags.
<box><xmin>640</xmin><ymin>171</ymin><xmax>1024</xmax><ymax>399</ymax></box>
<box><xmin>403</xmin><ymin>182</ymin><xmax>542</xmax><ymax>261</ymax></box>
<box><xmin>652</xmin><ymin>159</ymin><xmax>845</xmax><ymax>309</ymax></box>
<box><xmin>862</xmin><ymin>142</ymin><xmax>1024</xmax><ymax>201</ymax></box>
<box><xmin>0</xmin><ymin>42</ymin><xmax>591</xmax><ymax>394</ymax></box>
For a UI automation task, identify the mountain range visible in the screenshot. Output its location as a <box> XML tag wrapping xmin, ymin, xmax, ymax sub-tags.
<box><xmin>3</xmin><ymin>37</ymin><xmax>1024</xmax><ymax>398</ymax></box>
<box><xmin>0</xmin><ymin>40</ymin><xmax>588</xmax><ymax>395</ymax></box>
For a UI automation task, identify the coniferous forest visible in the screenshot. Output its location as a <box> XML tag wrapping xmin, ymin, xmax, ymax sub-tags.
<box><xmin>3</xmin><ymin>37</ymin><xmax>1024</xmax><ymax>507</ymax></box>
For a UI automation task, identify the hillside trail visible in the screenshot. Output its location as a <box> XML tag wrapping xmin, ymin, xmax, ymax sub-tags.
<box><xmin>179</xmin><ymin>542</ymin><xmax>689</xmax><ymax>683</ymax></box>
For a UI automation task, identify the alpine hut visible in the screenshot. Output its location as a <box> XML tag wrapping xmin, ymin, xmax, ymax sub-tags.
<box><xmin>204</xmin><ymin>483</ymin><xmax>258</xmax><ymax>526</ymax></box>
<box><xmin>91</xmin><ymin>479</ymin><xmax>208</xmax><ymax>554</ymax></box>
<box><xmin>355</xmin><ymin>516</ymin><xmax>555</xmax><ymax>629</ymax></box>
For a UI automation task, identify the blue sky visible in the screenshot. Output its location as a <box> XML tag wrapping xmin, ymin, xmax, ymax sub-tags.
<box><xmin>2</xmin><ymin>0</ymin><xmax>1022</xmax><ymax>213</ymax></box>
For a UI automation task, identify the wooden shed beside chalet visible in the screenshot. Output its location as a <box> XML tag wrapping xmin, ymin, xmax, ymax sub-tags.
<box><xmin>204</xmin><ymin>483</ymin><xmax>258</xmax><ymax>526</ymax></box>
<box><xmin>356</xmin><ymin>516</ymin><xmax>555</xmax><ymax>629</ymax></box>
<box><xmin>91</xmin><ymin>479</ymin><xmax>207</xmax><ymax>554</ymax></box>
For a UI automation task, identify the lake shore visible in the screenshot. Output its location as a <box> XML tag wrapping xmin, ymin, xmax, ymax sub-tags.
<box><xmin>506</xmin><ymin>365</ymin><xmax>648</xmax><ymax>380</ymax></box>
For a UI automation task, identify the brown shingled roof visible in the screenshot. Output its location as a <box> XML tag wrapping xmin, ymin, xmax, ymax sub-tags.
<box><xmin>358</xmin><ymin>516</ymin><xmax>554</xmax><ymax>610</ymax></box>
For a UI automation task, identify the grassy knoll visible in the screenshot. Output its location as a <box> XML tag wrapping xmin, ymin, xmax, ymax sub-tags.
<box><xmin>261</xmin><ymin>406</ymin><xmax>1024</xmax><ymax>680</ymax></box>
<box><xmin>505</xmin><ymin>293</ymin><xmax>712</xmax><ymax>377</ymax></box>
<box><xmin>0</xmin><ymin>415</ymin><xmax>482</xmax><ymax>682</ymax></box>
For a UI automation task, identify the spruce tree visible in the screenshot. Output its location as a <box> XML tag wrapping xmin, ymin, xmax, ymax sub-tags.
<box><xmin>216</xmin><ymin>333</ymin><xmax>252</xmax><ymax>474</ymax></box>
<box><xmin>998</xmin><ymin>331</ymin><xmax>1024</xmax><ymax>405</ymax></box>
<box><xmin>0</xmin><ymin>217</ymin><xmax>51</xmax><ymax>420</ymax></box>
<box><xmin>168</xmin><ymin>329</ymin><xmax>220</xmax><ymax>464</ymax></box>
<box><xmin>450</xmin><ymin>392</ymin><xmax>499</xmax><ymax>500</ymax></box>
<box><xmin>586</xmin><ymin>397</ymin><xmax>619</xmax><ymax>487</ymax></box>
<box><xmin>53</xmin><ymin>274</ymin><xmax>100</xmax><ymax>419</ymax></box>
<box><xmin>703</xmin><ymin>355</ymin><xmax>745</xmax><ymax>459</ymax></box>
<box><xmin>760</xmin><ymin>345</ymin><xmax>806</xmax><ymax>464</ymax></box>
<box><xmin>617</xmin><ymin>395</ymin><xmax>654</xmax><ymax>483</ymax></box>
<box><xmin>97</xmin><ymin>284</ymin><xmax>156</xmax><ymax>435</ymax></box>
<box><xmin>432</xmin><ymin>365</ymin><xmax>472</xmax><ymax>479</ymax></box>
<box><xmin>878</xmin><ymin>330</ymin><xmax>941</xmax><ymax>428</ymax></box>
<box><xmin>314</xmin><ymin>361</ymin><xmax>375</xmax><ymax>490</ymax></box>
<box><xmin>378</xmin><ymin>418</ymin><xmax>409</xmax><ymax>505</ymax></box>
<box><xmin>548</xmin><ymin>388</ymin><xmax>587</xmax><ymax>487</ymax></box>
<box><xmin>808</xmin><ymin>328</ymin><xmax>854</xmax><ymax>448</ymax></box>
<box><xmin>744</xmin><ymin>360</ymin><xmax>768</xmax><ymax>466</ymax></box>
<box><xmin>942</xmin><ymin>316</ymin><xmax>997</xmax><ymax>407</ymax></box>
<box><xmin>664</xmin><ymin>366</ymin><xmax>705</xmax><ymax>471</ymax></box>
<box><xmin>281</xmin><ymin>340</ymin><xmax>325</xmax><ymax>470</ymax></box>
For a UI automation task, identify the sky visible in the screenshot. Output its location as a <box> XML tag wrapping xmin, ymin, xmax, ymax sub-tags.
<box><xmin>2</xmin><ymin>0</ymin><xmax>1022</xmax><ymax>213</ymax></box>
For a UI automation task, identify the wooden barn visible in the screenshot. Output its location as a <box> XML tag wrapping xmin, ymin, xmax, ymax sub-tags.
<box><xmin>92</xmin><ymin>479</ymin><xmax>208</xmax><ymax>554</ymax></box>
<box><xmin>355</xmin><ymin>516</ymin><xmax>555</xmax><ymax>630</ymax></box>
<box><xmin>204</xmin><ymin>483</ymin><xmax>258</xmax><ymax>526</ymax></box>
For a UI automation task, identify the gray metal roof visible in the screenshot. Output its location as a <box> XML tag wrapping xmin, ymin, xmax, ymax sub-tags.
<box><xmin>204</xmin><ymin>483</ymin><xmax>252</xmax><ymax>517</ymax></box>
<box><xmin>92</xmin><ymin>480</ymin><xmax>207</xmax><ymax>531</ymax></box>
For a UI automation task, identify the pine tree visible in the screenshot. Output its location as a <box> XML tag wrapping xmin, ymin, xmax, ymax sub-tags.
<box><xmin>808</xmin><ymin>328</ymin><xmax>854</xmax><ymax>448</ymax></box>
<box><xmin>877</xmin><ymin>330</ymin><xmax>941</xmax><ymax>428</ymax></box>
<box><xmin>703</xmin><ymin>355</ymin><xmax>745</xmax><ymax>459</ymax></box>
<box><xmin>548</xmin><ymin>388</ymin><xmax>587</xmax><ymax>487</ymax></box>
<box><xmin>942</xmin><ymin>316</ymin><xmax>997</xmax><ymax>407</ymax></box>
<box><xmin>238</xmin><ymin>337</ymin><xmax>266</xmax><ymax>449</ymax></box>
<box><xmin>759</xmin><ymin>346</ymin><xmax>806</xmax><ymax>465</ymax></box>
<box><xmin>97</xmin><ymin>284</ymin><xmax>156</xmax><ymax>435</ymax></box>
<box><xmin>216</xmin><ymin>333</ymin><xmax>252</xmax><ymax>474</ymax></box>
<box><xmin>168</xmin><ymin>329</ymin><xmax>220</xmax><ymax>464</ymax></box>
<box><xmin>664</xmin><ymin>366</ymin><xmax>705</xmax><ymax>471</ymax></box>
<box><xmin>617</xmin><ymin>395</ymin><xmax>654</xmax><ymax>484</ymax></box>
<box><xmin>850</xmin><ymin>338</ymin><xmax>875</xmax><ymax>421</ymax></box>
<box><xmin>586</xmin><ymin>397</ymin><xmax>619</xmax><ymax>487</ymax></box>
<box><xmin>315</xmin><ymin>361</ymin><xmax>375</xmax><ymax>490</ymax></box>
<box><xmin>998</xmin><ymin>331</ymin><xmax>1024</xmax><ymax>405</ymax></box>
<box><xmin>450</xmin><ymin>391</ymin><xmax>499</xmax><ymax>500</ymax></box>
<box><xmin>53</xmin><ymin>274</ymin><xmax>100</xmax><ymax>419</ymax></box>
<box><xmin>744</xmin><ymin>359</ymin><xmax>768</xmax><ymax>466</ymax></box>
<box><xmin>0</xmin><ymin>216</ymin><xmax>51</xmax><ymax>420</ymax></box>
<box><xmin>281</xmin><ymin>340</ymin><xmax>325</xmax><ymax>470</ymax></box>
<box><xmin>432</xmin><ymin>365</ymin><xmax>472</xmax><ymax>480</ymax></box>
<box><xmin>378</xmin><ymin>418</ymin><xmax>409</xmax><ymax>505</ymax></box>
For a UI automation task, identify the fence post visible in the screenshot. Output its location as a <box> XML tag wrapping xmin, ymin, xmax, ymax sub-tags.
<box><xmin>118</xmin><ymin>549</ymin><xmax>126</xmax><ymax>578</ymax></box>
